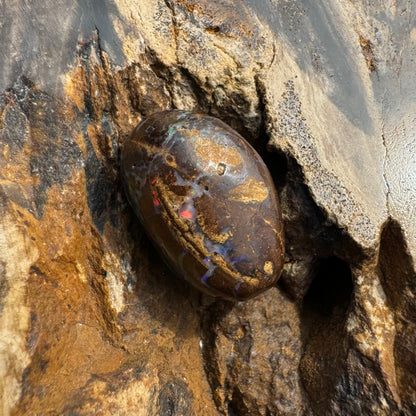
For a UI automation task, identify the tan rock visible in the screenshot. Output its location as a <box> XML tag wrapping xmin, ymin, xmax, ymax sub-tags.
<box><xmin>0</xmin><ymin>0</ymin><xmax>415</xmax><ymax>415</ymax></box>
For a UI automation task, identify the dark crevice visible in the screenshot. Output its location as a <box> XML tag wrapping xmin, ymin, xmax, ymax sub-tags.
<box><xmin>262</xmin><ymin>146</ymin><xmax>288</xmax><ymax>194</ymax></box>
<box><xmin>378</xmin><ymin>218</ymin><xmax>416</xmax><ymax>414</ymax></box>
<box><xmin>250</xmin><ymin>75</ymin><xmax>272</xmax><ymax>155</ymax></box>
<box><xmin>228</xmin><ymin>387</ymin><xmax>252</xmax><ymax>416</ymax></box>
<box><xmin>378</xmin><ymin>218</ymin><xmax>416</xmax><ymax>314</ymax></box>
<box><xmin>253</xmin><ymin>75</ymin><xmax>289</xmax><ymax>195</ymax></box>
<box><xmin>304</xmin><ymin>256</ymin><xmax>353</xmax><ymax>317</ymax></box>
<box><xmin>272</xmin><ymin>151</ymin><xmax>367</xmax><ymax>302</ymax></box>
<box><xmin>299</xmin><ymin>256</ymin><xmax>353</xmax><ymax>415</ymax></box>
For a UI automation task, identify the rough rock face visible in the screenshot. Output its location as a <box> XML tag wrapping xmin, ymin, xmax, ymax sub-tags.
<box><xmin>0</xmin><ymin>1</ymin><xmax>415</xmax><ymax>415</ymax></box>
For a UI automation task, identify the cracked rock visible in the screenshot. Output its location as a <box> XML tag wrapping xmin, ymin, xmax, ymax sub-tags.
<box><xmin>0</xmin><ymin>1</ymin><xmax>415</xmax><ymax>415</ymax></box>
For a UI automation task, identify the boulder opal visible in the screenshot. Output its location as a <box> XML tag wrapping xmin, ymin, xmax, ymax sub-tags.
<box><xmin>121</xmin><ymin>110</ymin><xmax>284</xmax><ymax>301</ymax></box>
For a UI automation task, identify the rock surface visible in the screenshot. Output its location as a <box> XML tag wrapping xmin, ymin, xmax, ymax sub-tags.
<box><xmin>0</xmin><ymin>0</ymin><xmax>415</xmax><ymax>415</ymax></box>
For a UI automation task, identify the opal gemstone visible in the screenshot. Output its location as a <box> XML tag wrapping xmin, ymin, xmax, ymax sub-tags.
<box><xmin>121</xmin><ymin>110</ymin><xmax>284</xmax><ymax>301</ymax></box>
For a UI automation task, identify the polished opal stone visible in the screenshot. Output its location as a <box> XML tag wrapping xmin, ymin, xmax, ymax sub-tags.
<box><xmin>121</xmin><ymin>110</ymin><xmax>284</xmax><ymax>301</ymax></box>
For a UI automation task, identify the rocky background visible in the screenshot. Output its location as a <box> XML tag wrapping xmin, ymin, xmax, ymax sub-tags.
<box><xmin>0</xmin><ymin>0</ymin><xmax>415</xmax><ymax>415</ymax></box>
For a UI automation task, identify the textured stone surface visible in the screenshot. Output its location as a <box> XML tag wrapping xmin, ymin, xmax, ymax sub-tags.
<box><xmin>0</xmin><ymin>0</ymin><xmax>415</xmax><ymax>415</ymax></box>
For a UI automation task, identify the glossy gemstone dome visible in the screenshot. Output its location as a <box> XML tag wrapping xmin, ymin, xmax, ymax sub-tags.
<box><xmin>121</xmin><ymin>110</ymin><xmax>284</xmax><ymax>301</ymax></box>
